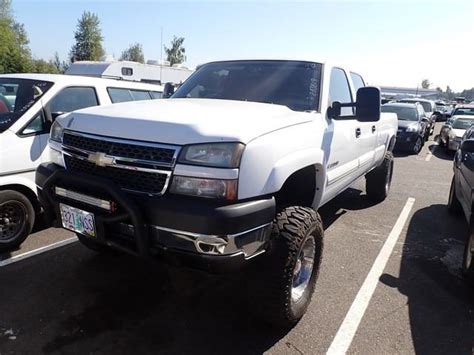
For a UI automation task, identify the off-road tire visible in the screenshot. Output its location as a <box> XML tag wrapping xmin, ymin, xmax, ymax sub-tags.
<box><xmin>76</xmin><ymin>233</ymin><xmax>111</xmax><ymax>253</ymax></box>
<box><xmin>447</xmin><ymin>176</ymin><xmax>462</xmax><ymax>214</ymax></box>
<box><xmin>365</xmin><ymin>151</ymin><xmax>394</xmax><ymax>202</ymax></box>
<box><xmin>0</xmin><ymin>190</ymin><xmax>35</xmax><ymax>251</ymax></box>
<box><xmin>253</xmin><ymin>206</ymin><xmax>323</xmax><ymax>327</ymax></box>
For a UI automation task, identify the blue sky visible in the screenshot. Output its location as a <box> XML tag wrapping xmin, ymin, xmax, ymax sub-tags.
<box><xmin>12</xmin><ymin>0</ymin><xmax>474</xmax><ymax>90</ymax></box>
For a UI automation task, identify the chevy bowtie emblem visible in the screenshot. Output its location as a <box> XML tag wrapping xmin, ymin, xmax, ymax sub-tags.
<box><xmin>87</xmin><ymin>152</ymin><xmax>115</xmax><ymax>167</ymax></box>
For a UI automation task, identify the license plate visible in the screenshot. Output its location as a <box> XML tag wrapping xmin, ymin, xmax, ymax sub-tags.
<box><xmin>60</xmin><ymin>203</ymin><xmax>96</xmax><ymax>237</ymax></box>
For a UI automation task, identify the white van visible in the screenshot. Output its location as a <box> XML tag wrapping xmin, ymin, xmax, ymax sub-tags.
<box><xmin>0</xmin><ymin>74</ymin><xmax>163</xmax><ymax>250</ymax></box>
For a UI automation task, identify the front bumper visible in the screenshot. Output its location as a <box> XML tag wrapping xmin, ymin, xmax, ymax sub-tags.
<box><xmin>395</xmin><ymin>132</ymin><xmax>419</xmax><ymax>150</ymax></box>
<box><xmin>36</xmin><ymin>163</ymin><xmax>275</xmax><ymax>272</ymax></box>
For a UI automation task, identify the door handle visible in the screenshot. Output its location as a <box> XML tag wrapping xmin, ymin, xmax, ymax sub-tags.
<box><xmin>355</xmin><ymin>128</ymin><xmax>361</xmax><ymax>138</ymax></box>
<box><xmin>372</xmin><ymin>125</ymin><xmax>376</xmax><ymax>133</ymax></box>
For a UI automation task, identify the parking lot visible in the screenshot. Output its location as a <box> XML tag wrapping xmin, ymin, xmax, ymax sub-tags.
<box><xmin>0</xmin><ymin>123</ymin><xmax>472</xmax><ymax>354</ymax></box>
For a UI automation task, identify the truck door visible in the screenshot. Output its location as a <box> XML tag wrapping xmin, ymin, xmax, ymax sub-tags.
<box><xmin>350</xmin><ymin>72</ymin><xmax>376</xmax><ymax>173</ymax></box>
<box><xmin>458</xmin><ymin>131</ymin><xmax>474</xmax><ymax>218</ymax></box>
<box><xmin>323</xmin><ymin>68</ymin><xmax>361</xmax><ymax>199</ymax></box>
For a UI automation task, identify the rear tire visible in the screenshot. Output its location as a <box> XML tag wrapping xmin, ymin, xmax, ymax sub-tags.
<box><xmin>447</xmin><ymin>176</ymin><xmax>462</xmax><ymax>214</ymax></box>
<box><xmin>366</xmin><ymin>151</ymin><xmax>394</xmax><ymax>202</ymax></box>
<box><xmin>76</xmin><ymin>233</ymin><xmax>111</xmax><ymax>253</ymax></box>
<box><xmin>0</xmin><ymin>190</ymin><xmax>35</xmax><ymax>251</ymax></box>
<box><xmin>252</xmin><ymin>206</ymin><xmax>323</xmax><ymax>327</ymax></box>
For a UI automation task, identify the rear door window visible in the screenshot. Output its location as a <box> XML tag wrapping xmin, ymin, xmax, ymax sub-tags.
<box><xmin>350</xmin><ymin>72</ymin><xmax>365</xmax><ymax>93</ymax></box>
<box><xmin>107</xmin><ymin>88</ymin><xmax>133</xmax><ymax>103</ymax></box>
<box><xmin>130</xmin><ymin>90</ymin><xmax>152</xmax><ymax>101</ymax></box>
<box><xmin>50</xmin><ymin>87</ymin><xmax>99</xmax><ymax>113</ymax></box>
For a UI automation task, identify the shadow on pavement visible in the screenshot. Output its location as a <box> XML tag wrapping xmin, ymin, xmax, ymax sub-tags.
<box><xmin>428</xmin><ymin>143</ymin><xmax>455</xmax><ymax>161</ymax></box>
<box><xmin>319</xmin><ymin>187</ymin><xmax>379</xmax><ymax>229</ymax></box>
<box><xmin>0</xmin><ymin>247</ymin><xmax>288</xmax><ymax>354</ymax></box>
<box><xmin>380</xmin><ymin>204</ymin><xmax>473</xmax><ymax>354</ymax></box>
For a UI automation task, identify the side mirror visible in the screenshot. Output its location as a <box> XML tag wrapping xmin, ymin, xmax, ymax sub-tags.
<box><xmin>163</xmin><ymin>82</ymin><xmax>175</xmax><ymax>99</ymax></box>
<box><xmin>355</xmin><ymin>87</ymin><xmax>381</xmax><ymax>122</ymax></box>
<box><xmin>461</xmin><ymin>140</ymin><xmax>474</xmax><ymax>153</ymax></box>
<box><xmin>421</xmin><ymin>117</ymin><xmax>429</xmax><ymax>122</ymax></box>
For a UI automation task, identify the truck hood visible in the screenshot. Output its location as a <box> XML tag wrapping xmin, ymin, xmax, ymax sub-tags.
<box><xmin>59</xmin><ymin>99</ymin><xmax>314</xmax><ymax>145</ymax></box>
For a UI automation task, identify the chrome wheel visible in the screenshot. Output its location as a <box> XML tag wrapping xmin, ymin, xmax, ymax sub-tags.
<box><xmin>291</xmin><ymin>235</ymin><xmax>316</xmax><ymax>304</ymax></box>
<box><xmin>0</xmin><ymin>201</ymin><xmax>26</xmax><ymax>242</ymax></box>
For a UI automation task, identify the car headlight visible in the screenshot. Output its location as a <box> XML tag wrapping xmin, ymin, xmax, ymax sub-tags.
<box><xmin>178</xmin><ymin>143</ymin><xmax>245</xmax><ymax>168</ymax></box>
<box><xmin>50</xmin><ymin>120</ymin><xmax>64</xmax><ymax>143</ymax></box>
<box><xmin>170</xmin><ymin>176</ymin><xmax>237</xmax><ymax>200</ymax></box>
<box><xmin>405</xmin><ymin>124</ymin><xmax>418</xmax><ymax>132</ymax></box>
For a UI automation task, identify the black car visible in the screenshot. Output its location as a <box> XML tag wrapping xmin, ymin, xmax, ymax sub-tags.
<box><xmin>382</xmin><ymin>102</ymin><xmax>430</xmax><ymax>154</ymax></box>
<box><xmin>448</xmin><ymin>125</ymin><xmax>474</xmax><ymax>283</ymax></box>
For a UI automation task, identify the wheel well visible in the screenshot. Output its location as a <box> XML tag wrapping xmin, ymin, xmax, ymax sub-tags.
<box><xmin>275</xmin><ymin>165</ymin><xmax>316</xmax><ymax>210</ymax></box>
<box><xmin>0</xmin><ymin>184</ymin><xmax>41</xmax><ymax>214</ymax></box>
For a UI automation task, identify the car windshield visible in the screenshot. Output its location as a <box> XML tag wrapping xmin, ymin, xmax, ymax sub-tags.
<box><xmin>0</xmin><ymin>78</ymin><xmax>53</xmax><ymax>133</ymax></box>
<box><xmin>399</xmin><ymin>100</ymin><xmax>431</xmax><ymax>113</ymax></box>
<box><xmin>452</xmin><ymin>118</ymin><xmax>474</xmax><ymax>130</ymax></box>
<box><xmin>172</xmin><ymin>60</ymin><xmax>323</xmax><ymax>112</ymax></box>
<box><xmin>382</xmin><ymin>105</ymin><xmax>418</xmax><ymax>121</ymax></box>
<box><xmin>452</xmin><ymin>107</ymin><xmax>474</xmax><ymax>116</ymax></box>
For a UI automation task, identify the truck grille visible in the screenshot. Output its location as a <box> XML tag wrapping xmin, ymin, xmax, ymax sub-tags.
<box><xmin>64</xmin><ymin>155</ymin><xmax>169</xmax><ymax>195</ymax></box>
<box><xmin>63</xmin><ymin>132</ymin><xmax>176</xmax><ymax>166</ymax></box>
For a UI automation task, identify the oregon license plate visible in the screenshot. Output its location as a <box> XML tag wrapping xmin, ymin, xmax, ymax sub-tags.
<box><xmin>60</xmin><ymin>203</ymin><xmax>96</xmax><ymax>237</ymax></box>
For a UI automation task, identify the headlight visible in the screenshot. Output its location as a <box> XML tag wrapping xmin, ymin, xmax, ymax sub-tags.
<box><xmin>405</xmin><ymin>124</ymin><xmax>418</xmax><ymax>132</ymax></box>
<box><xmin>49</xmin><ymin>146</ymin><xmax>65</xmax><ymax>167</ymax></box>
<box><xmin>50</xmin><ymin>120</ymin><xmax>64</xmax><ymax>143</ymax></box>
<box><xmin>170</xmin><ymin>176</ymin><xmax>237</xmax><ymax>200</ymax></box>
<box><xmin>178</xmin><ymin>143</ymin><xmax>245</xmax><ymax>168</ymax></box>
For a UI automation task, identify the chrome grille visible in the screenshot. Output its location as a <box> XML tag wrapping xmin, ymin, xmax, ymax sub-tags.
<box><xmin>63</xmin><ymin>132</ymin><xmax>177</xmax><ymax>166</ymax></box>
<box><xmin>64</xmin><ymin>155</ymin><xmax>168</xmax><ymax>195</ymax></box>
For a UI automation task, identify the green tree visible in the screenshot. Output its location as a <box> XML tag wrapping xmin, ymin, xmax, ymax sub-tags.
<box><xmin>0</xmin><ymin>0</ymin><xmax>32</xmax><ymax>73</ymax></box>
<box><xmin>70</xmin><ymin>11</ymin><xmax>105</xmax><ymax>62</ymax></box>
<box><xmin>119</xmin><ymin>43</ymin><xmax>145</xmax><ymax>63</ymax></box>
<box><xmin>31</xmin><ymin>58</ymin><xmax>60</xmax><ymax>74</ymax></box>
<box><xmin>164</xmin><ymin>36</ymin><xmax>186</xmax><ymax>66</ymax></box>
<box><xmin>421</xmin><ymin>79</ymin><xmax>430</xmax><ymax>89</ymax></box>
<box><xmin>53</xmin><ymin>52</ymin><xmax>69</xmax><ymax>73</ymax></box>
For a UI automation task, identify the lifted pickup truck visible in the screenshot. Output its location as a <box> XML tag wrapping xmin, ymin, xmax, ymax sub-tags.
<box><xmin>36</xmin><ymin>60</ymin><xmax>397</xmax><ymax>326</ymax></box>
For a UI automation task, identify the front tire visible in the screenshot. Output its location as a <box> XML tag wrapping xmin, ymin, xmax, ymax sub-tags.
<box><xmin>412</xmin><ymin>136</ymin><xmax>423</xmax><ymax>154</ymax></box>
<box><xmin>366</xmin><ymin>151</ymin><xmax>394</xmax><ymax>202</ymax></box>
<box><xmin>0</xmin><ymin>190</ymin><xmax>35</xmax><ymax>251</ymax></box>
<box><xmin>463</xmin><ymin>219</ymin><xmax>474</xmax><ymax>284</ymax></box>
<box><xmin>254</xmin><ymin>206</ymin><xmax>323</xmax><ymax>327</ymax></box>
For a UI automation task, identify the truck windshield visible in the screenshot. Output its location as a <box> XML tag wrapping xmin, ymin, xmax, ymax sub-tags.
<box><xmin>399</xmin><ymin>100</ymin><xmax>432</xmax><ymax>113</ymax></box>
<box><xmin>382</xmin><ymin>105</ymin><xmax>418</xmax><ymax>121</ymax></box>
<box><xmin>452</xmin><ymin>107</ymin><xmax>474</xmax><ymax>116</ymax></box>
<box><xmin>172</xmin><ymin>60</ymin><xmax>322</xmax><ymax>112</ymax></box>
<box><xmin>0</xmin><ymin>78</ymin><xmax>53</xmax><ymax>133</ymax></box>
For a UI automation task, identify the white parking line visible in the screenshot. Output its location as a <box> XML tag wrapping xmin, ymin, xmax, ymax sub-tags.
<box><xmin>425</xmin><ymin>152</ymin><xmax>433</xmax><ymax>161</ymax></box>
<box><xmin>0</xmin><ymin>237</ymin><xmax>77</xmax><ymax>268</ymax></box>
<box><xmin>326</xmin><ymin>197</ymin><xmax>415</xmax><ymax>355</ymax></box>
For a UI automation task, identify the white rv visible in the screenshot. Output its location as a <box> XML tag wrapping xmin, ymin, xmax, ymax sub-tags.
<box><xmin>66</xmin><ymin>60</ymin><xmax>193</xmax><ymax>85</ymax></box>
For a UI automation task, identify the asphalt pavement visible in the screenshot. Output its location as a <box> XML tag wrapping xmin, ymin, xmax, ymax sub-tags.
<box><xmin>0</xmin><ymin>123</ymin><xmax>472</xmax><ymax>354</ymax></box>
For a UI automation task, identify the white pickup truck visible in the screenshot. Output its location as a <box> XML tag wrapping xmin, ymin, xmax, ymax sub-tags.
<box><xmin>36</xmin><ymin>60</ymin><xmax>397</xmax><ymax>326</ymax></box>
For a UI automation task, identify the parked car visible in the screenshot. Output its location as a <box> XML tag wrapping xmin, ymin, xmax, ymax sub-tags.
<box><xmin>382</xmin><ymin>102</ymin><xmax>429</xmax><ymax>154</ymax></box>
<box><xmin>435</xmin><ymin>101</ymin><xmax>452</xmax><ymax>121</ymax></box>
<box><xmin>0</xmin><ymin>74</ymin><xmax>163</xmax><ymax>251</ymax></box>
<box><xmin>36</xmin><ymin>59</ymin><xmax>397</xmax><ymax>326</ymax></box>
<box><xmin>450</xmin><ymin>104</ymin><xmax>474</xmax><ymax>118</ymax></box>
<box><xmin>439</xmin><ymin>116</ymin><xmax>474</xmax><ymax>151</ymax></box>
<box><xmin>448</xmin><ymin>126</ymin><xmax>474</xmax><ymax>283</ymax></box>
<box><xmin>397</xmin><ymin>98</ymin><xmax>437</xmax><ymax>134</ymax></box>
